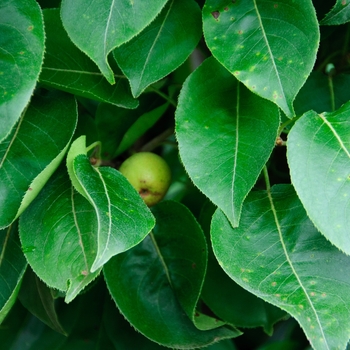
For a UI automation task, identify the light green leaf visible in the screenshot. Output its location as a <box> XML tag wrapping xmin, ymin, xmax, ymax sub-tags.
<box><xmin>104</xmin><ymin>201</ymin><xmax>240</xmax><ymax>348</ymax></box>
<box><xmin>19</xmin><ymin>167</ymin><xmax>101</xmax><ymax>303</ymax></box>
<box><xmin>72</xmin><ymin>154</ymin><xmax>155</xmax><ymax>272</ymax></box>
<box><xmin>114</xmin><ymin>0</ymin><xmax>202</xmax><ymax>97</ymax></box>
<box><xmin>211</xmin><ymin>184</ymin><xmax>350</xmax><ymax>350</ymax></box>
<box><xmin>320</xmin><ymin>0</ymin><xmax>350</xmax><ymax>25</ymax></box>
<box><xmin>202</xmin><ymin>0</ymin><xmax>319</xmax><ymax>117</ymax></box>
<box><xmin>287</xmin><ymin>102</ymin><xmax>350</xmax><ymax>255</ymax></box>
<box><xmin>60</xmin><ymin>0</ymin><xmax>168</xmax><ymax>84</ymax></box>
<box><xmin>175</xmin><ymin>57</ymin><xmax>279</xmax><ymax>227</ymax></box>
<box><xmin>0</xmin><ymin>0</ymin><xmax>45</xmax><ymax>142</ymax></box>
<box><xmin>0</xmin><ymin>91</ymin><xmax>77</xmax><ymax>229</ymax></box>
<box><xmin>40</xmin><ymin>9</ymin><xmax>137</xmax><ymax>109</ymax></box>
<box><xmin>0</xmin><ymin>222</ymin><xmax>27</xmax><ymax>323</ymax></box>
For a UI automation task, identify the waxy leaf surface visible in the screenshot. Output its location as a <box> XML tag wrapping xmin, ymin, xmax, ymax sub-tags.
<box><xmin>0</xmin><ymin>222</ymin><xmax>27</xmax><ymax>323</ymax></box>
<box><xmin>176</xmin><ymin>57</ymin><xmax>279</xmax><ymax>227</ymax></box>
<box><xmin>0</xmin><ymin>92</ymin><xmax>77</xmax><ymax>228</ymax></box>
<box><xmin>104</xmin><ymin>201</ymin><xmax>240</xmax><ymax>348</ymax></box>
<box><xmin>40</xmin><ymin>9</ymin><xmax>137</xmax><ymax>109</ymax></box>
<box><xmin>60</xmin><ymin>0</ymin><xmax>168</xmax><ymax>84</ymax></box>
<box><xmin>287</xmin><ymin>103</ymin><xmax>350</xmax><ymax>255</ymax></box>
<box><xmin>211</xmin><ymin>185</ymin><xmax>350</xmax><ymax>350</ymax></box>
<box><xmin>0</xmin><ymin>0</ymin><xmax>45</xmax><ymax>142</ymax></box>
<box><xmin>114</xmin><ymin>0</ymin><xmax>202</xmax><ymax>97</ymax></box>
<box><xmin>321</xmin><ymin>0</ymin><xmax>350</xmax><ymax>25</ymax></box>
<box><xmin>72</xmin><ymin>154</ymin><xmax>155</xmax><ymax>272</ymax></box>
<box><xmin>203</xmin><ymin>0</ymin><xmax>319</xmax><ymax>117</ymax></box>
<box><xmin>19</xmin><ymin>168</ymin><xmax>101</xmax><ymax>303</ymax></box>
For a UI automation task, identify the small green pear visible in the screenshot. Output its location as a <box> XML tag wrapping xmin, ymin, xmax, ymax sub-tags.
<box><xmin>119</xmin><ymin>152</ymin><xmax>171</xmax><ymax>207</ymax></box>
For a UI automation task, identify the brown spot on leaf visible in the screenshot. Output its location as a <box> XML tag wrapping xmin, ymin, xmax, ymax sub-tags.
<box><xmin>224</xmin><ymin>7</ymin><xmax>229</xmax><ymax>11</ymax></box>
<box><xmin>211</xmin><ymin>11</ymin><xmax>220</xmax><ymax>20</ymax></box>
<box><xmin>28</xmin><ymin>25</ymin><xmax>34</xmax><ymax>31</ymax></box>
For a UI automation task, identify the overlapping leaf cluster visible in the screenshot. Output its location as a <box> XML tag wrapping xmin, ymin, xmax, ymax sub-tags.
<box><xmin>1</xmin><ymin>0</ymin><xmax>350</xmax><ymax>349</ymax></box>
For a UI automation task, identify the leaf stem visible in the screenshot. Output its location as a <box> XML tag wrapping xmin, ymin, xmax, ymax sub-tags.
<box><xmin>147</xmin><ymin>86</ymin><xmax>177</xmax><ymax>107</ymax></box>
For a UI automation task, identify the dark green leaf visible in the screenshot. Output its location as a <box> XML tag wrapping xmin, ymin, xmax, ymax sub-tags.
<box><xmin>40</xmin><ymin>9</ymin><xmax>137</xmax><ymax>109</ymax></box>
<box><xmin>287</xmin><ymin>102</ymin><xmax>350</xmax><ymax>255</ymax></box>
<box><xmin>60</xmin><ymin>0</ymin><xmax>168</xmax><ymax>84</ymax></box>
<box><xmin>18</xmin><ymin>267</ymin><xmax>67</xmax><ymax>335</ymax></box>
<box><xmin>19</xmin><ymin>167</ymin><xmax>101</xmax><ymax>303</ymax></box>
<box><xmin>104</xmin><ymin>201</ymin><xmax>240</xmax><ymax>348</ymax></box>
<box><xmin>202</xmin><ymin>0</ymin><xmax>319</xmax><ymax>117</ymax></box>
<box><xmin>0</xmin><ymin>0</ymin><xmax>45</xmax><ymax>142</ymax></box>
<box><xmin>176</xmin><ymin>57</ymin><xmax>279</xmax><ymax>227</ymax></box>
<box><xmin>294</xmin><ymin>71</ymin><xmax>350</xmax><ymax>115</ymax></box>
<box><xmin>0</xmin><ymin>222</ymin><xmax>27</xmax><ymax>323</ymax></box>
<box><xmin>320</xmin><ymin>0</ymin><xmax>350</xmax><ymax>25</ymax></box>
<box><xmin>0</xmin><ymin>91</ymin><xmax>77</xmax><ymax>228</ymax></box>
<box><xmin>114</xmin><ymin>0</ymin><xmax>202</xmax><ymax>97</ymax></box>
<box><xmin>211</xmin><ymin>184</ymin><xmax>350</xmax><ymax>350</ymax></box>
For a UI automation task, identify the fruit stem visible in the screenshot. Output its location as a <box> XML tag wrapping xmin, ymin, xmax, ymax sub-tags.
<box><xmin>263</xmin><ymin>166</ymin><xmax>271</xmax><ymax>193</ymax></box>
<box><xmin>140</xmin><ymin>127</ymin><xmax>174</xmax><ymax>152</ymax></box>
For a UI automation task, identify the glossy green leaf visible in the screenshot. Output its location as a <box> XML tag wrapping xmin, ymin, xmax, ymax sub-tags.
<box><xmin>40</xmin><ymin>9</ymin><xmax>137</xmax><ymax>109</ymax></box>
<box><xmin>0</xmin><ymin>91</ymin><xmax>77</xmax><ymax>229</ymax></box>
<box><xmin>320</xmin><ymin>0</ymin><xmax>350</xmax><ymax>25</ymax></box>
<box><xmin>199</xmin><ymin>201</ymin><xmax>287</xmax><ymax>334</ymax></box>
<box><xmin>202</xmin><ymin>0</ymin><xmax>319</xmax><ymax>117</ymax></box>
<box><xmin>176</xmin><ymin>57</ymin><xmax>279</xmax><ymax>227</ymax></box>
<box><xmin>72</xmin><ymin>153</ymin><xmax>155</xmax><ymax>272</ymax></box>
<box><xmin>19</xmin><ymin>167</ymin><xmax>101</xmax><ymax>303</ymax></box>
<box><xmin>114</xmin><ymin>0</ymin><xmax>202</xmax><ymax>97</ymax></box>
<box><xmin>104</xmin><ymin>201</ymin><xmax>240</xmax><ymax>348</ymax></box>
<box><xmin>0</xmin><ymin>0</ymin><xmax>45</xmax><ymax>142</ymax></box>
<box><xmin>60</xmin><ymin>0</ymin><xmax>168</xmax><ymax>84</ymax></box>
<box><xmin>18</xmin><ymin>267</ymin><xmax>66</xmax><ymax>335</ymax></box>
<box><xmin>0</xmin><ymin>222</ymin><xmax>27</xmax><ymax>323</ymax></box>
<box><xmin>294</xmin><ymin>71</ymin><xmax>350</xmax><ymax>115</ymax></box>
<box><xmin>211</xmin><ymin>184</ymin><xmax>350</xmax><ymax>350</ymax></box>
<box><xmin>287</xmin><ymin>102</ymin><xmax>350</xmax><ymax>255</ymax></box>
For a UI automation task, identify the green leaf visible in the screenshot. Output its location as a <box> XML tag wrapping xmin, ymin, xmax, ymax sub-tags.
<box><xmin>294</xmin><ymin>71</ymin><xmax>350</xmax><ymax>115</ymax></box>
<box><xmin>211</xmin><ymin>184</ymin><xmax>350</xmax><ymax>350</ymax></box>
<box><xmin>104</xmin><ymin>201</ymin><xmax>240</xmax><ymax>348</ymax></box>
<box><xmin>0</xmin><ymin>91</ymin><xmax>77</xmax><ymax>228</ymax></box>
<box><xmin>0</xmin><ymin>222</ymin><xmax>27</xmax><ymax>323</ymax></box>
<box><xmin>19</xmin><ymin>167</ymin><xmax>102</xmax><ymax>303</ymax></box>
<box><xmin>199</xmin><ymin>201</ymin><xmax>287</xmax><ymax>334</ymax></box>
<box><xmin>287</xmin><ymin>103</ymin><xmax>350</xmax><ymax>255</ymax></box>
<box><xmin>40</xmin><ymin>9</ymin><xmax>138</xmax><ymax>109</ymax></box>
<box><xmin>18</xmin><ymin>267</ymin><xmax>67</xmax><ymax>335</ymax></box>
<box><xmin>202</xmin><ymin>0</ymin><xmax>319</xmax><ymax>117</ymax></box>
<box><xmin>320</xmin><ymin>0</ymin><xmax>350</xmax><ymax>25</ymax></box>
<box><xmin>72</xmin><ymin>153</ymin><xmax>155</xmax><ymax>272</ymax></box>
<box><xmin>175</xmin><ymin>57</ymin><xmax>280</xmax><ymax>227</ymax></box>
<box><xmin>114</xmin><ymin>0</ymin><xmax>202</xmax><ymax>97</ymax></box>
<box><xmin>0</xmin><ymin>0</ymin><xmax>45</xmax><ymax>142</ymax></box>
<box><xmin>60</xmin><ymin>0</ymin><xmax>168</xmax><ymax>84</ymax></box>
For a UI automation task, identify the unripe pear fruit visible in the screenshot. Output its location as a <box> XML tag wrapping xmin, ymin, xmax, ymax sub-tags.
<box><xmin>119</xmin><ymin>152</ymin><xmax>171</xmax><ymax>207</ymax></box>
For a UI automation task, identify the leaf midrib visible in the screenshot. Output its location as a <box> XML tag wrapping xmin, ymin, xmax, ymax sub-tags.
<box><xmin>266</xmin><ymin>188</ymin><xmax>329</xmax><ymax>349</ymax></box>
